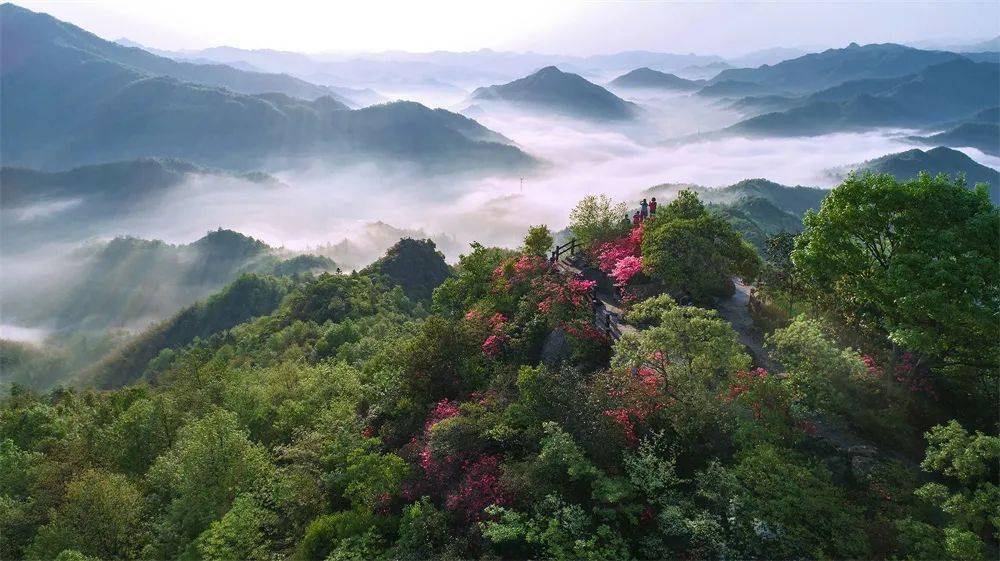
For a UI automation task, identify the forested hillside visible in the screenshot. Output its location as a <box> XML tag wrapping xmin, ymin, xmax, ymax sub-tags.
<box><xmin>2</xmin><ymin>173</ymin><xmax>996</xmax><ymax>561</ymax></box>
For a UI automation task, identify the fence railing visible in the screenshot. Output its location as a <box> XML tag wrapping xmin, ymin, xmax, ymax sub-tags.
<box><xmin>550</xmin><ymin>239</ymin><xmax>579</xmax><ymax>263</ymax></box>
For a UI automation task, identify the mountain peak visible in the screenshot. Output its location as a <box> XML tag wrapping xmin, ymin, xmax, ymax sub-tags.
<box><xmin>609</xmin><ymin>67</ymin><xmax>704</xmax><ymax>91</ymax></box>
<box><xmin>534</xmin><ymin>65</ymin><xmax>564</xmax><ymax>76</ymax></box>
<box><xmin>471</xmin><ymin>66</ymin><xmax>636</xmax><ymax>121</ymax></box>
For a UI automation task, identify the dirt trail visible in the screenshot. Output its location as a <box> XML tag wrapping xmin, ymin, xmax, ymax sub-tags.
<box><xmin>715</xmin><ymin>277</ymin><xmax>777</xmax><ymax>371</ymax></box>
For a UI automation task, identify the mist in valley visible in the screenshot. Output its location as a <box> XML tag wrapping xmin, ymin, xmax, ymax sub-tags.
<box><xmin>0</xmin><ymin>91</ymin><xmax>953</xmax><ymax>346</ymax></box>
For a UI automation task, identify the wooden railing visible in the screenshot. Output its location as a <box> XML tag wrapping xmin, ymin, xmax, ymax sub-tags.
<box><xmin>549</xmin><ymin>238</ymin><xmax>579</xmax><ymax>263</ymax></box>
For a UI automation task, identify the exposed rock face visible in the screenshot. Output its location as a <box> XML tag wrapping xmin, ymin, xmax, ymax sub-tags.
<box><xmin>369</xmin><ymin>238</ymin><xmax>451</xmax><ymax>301</ymax></box>
<box><xmin>541</xmin><ymin>327</ymin><xmax>572</xmax><ymax>368</ymax></box>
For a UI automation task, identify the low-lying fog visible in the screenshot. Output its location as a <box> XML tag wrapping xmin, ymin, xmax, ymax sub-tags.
<box><xmin>3</xmin><ymin>94</ymin><xmax>997</xmax><ymax>340</ymax></box>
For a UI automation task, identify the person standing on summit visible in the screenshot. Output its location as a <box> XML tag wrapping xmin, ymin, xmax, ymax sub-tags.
<box><xmin>649</xmin><ymin>197</ymin><xmax>657</xmax><ymax>215</ymax></box>
<box><xmin>640</xmin><ymin>198</ymin><xmax>649</xmax><ymax>219</ymax></box>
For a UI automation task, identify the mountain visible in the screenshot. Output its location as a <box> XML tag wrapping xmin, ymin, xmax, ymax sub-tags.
<box><xmin>0</xmin><ymin>159</ymin><xmax>282</xmax><ymax>255</ymax></box>
<box><xmin>1</xmin><ymin>4</ymin><xmax>347</xmax><ymax>103</ymax></box>
<box><xmin>906</xmin><ymin>108</ymin><xmax>1000</xmax><ymax>156</ymax></box>
<box><xmin>648</xmin><ymin>178</ymin><xmax>828</xmax><ymax>217</ymax></box>
<box><xmin>711</xmin><ymin>197</ymin><xmax>806</xmax><ymax>249</ymax></box>
<box><xmin>362</xmin><ymin>238</ymin><xmax>451</xmax><ymax>301</ymax></box>
<box><xmin>0</xmin><ymin>158</ymin><xmax>278</xmax><ymax>209</ymax></box>
<box><xmin>909</xmin><ymin>123</ymin><xmax>1000</xmax><ymax>157</ymax></box>
<box><xmin>470</xmin><ymin>66</ymin><xmax>637</xmax><ymax>121</ymax></box>
<box><xmin>608</xmin><ymin>68</ymin><xmax>704</xmax><ymax>91</ymax></box>
<box><xmin>86</xmin><ymin>237</ymin><xmax>451</xmax><ymax>389</ymax></box>
<box><xmin>727</xmin><ymin>47</ymin><xmax>808</xmax><ymax>68</ymax></box>
<box><xmin>710</xmin><ymin>42</ymin><xmax>963</xmax><ymax>94</ymax></box>
<box><xmin>3</xmin><ymin>230</ymin><xmax>335</xmax><ymax>334</ymax></box>
<box><xmin>696</xmin><ymin>80</ymin><xmax>779</xmax><ymax>98</ymax></box>
<box><xmin>728</xmin><ymin>59</ymin><xmax>1000</xmax><ymax>136</ymax></box>
<box><xmin>83</xmin><ymin>273</ymin><xmax>293</xmax><ymax>389</ymax></box>
<box><xmin>173</xmin><ymin>46</ymin><xmax>723</xmax><ymax>87</ymax></box>
<box><xmin>832</xmin><ymin>147</ymin><xmax>1000</xmax><ymax>202</ymax></box>
<box><xmin>675</xmin><ymin>61</ymin><xmax>735</xmax><ymax>80</ymax></box>
<box><xmin>0</xmin><ymin>4</ymin><xmax>534</xmax><ymax>173</ymax></box>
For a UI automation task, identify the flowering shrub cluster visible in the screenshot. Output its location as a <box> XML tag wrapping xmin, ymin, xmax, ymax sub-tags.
<box><xmin>599</xmin><ymin>367</ymin><xmax>668</xmax><ymax>444</ymax></box>
<box><xmin>595</xmin><ymin>224</ymin><xmax>644</xmax><ymax>287</ymax></box>
<box><xmin>444</xmin><ymin>454</ymin><xmax>509</xmax><ymax>522</ymax></box>
<box><xmin>425</xmin><ymin>399</ymin><xmax>461</xmax><ymax>430</ymax></box>
<box><xmin>406</xmin><ymin>401</ymin><xmax>510</xmax><ymax>523</ymax></box>
<box><xmin>860</xmin><ymin>353</ymin><xmax>937</xmax><ymax>399</ymax></box>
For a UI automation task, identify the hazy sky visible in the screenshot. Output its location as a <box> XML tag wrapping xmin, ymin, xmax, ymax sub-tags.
<box><xmin>16</xmin><ymin>0</ymin><xmax>1000</xmax><ymax>56</ymax></box>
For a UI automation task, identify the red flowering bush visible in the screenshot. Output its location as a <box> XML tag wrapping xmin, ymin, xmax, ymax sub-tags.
<box><xmin>595</xmin><ymin>368</ymin><xmax>668</xmax><ymax>445</ymax></box>
<box><xmin>405</xmin><ymin>401</ymin><xmax>511</xmax><ymax>522</ymax></box>
<box><xmin>445</xmin><ymin>454</ymin><xmax>510</xmax><ymax>522</ymax></box>
<box><xmin>610</xmin><ymin>255</ymin><xmax>643</xmax><ymax>287</ymax></box>
<box><xmin>860</xmin><ymin>353</ymin><xmax>937</xmax><ymax>400</ymax></box>
<box><xmin>425</xmin><ymin>399</ymin><xmax>461</xmax><ymax>430</ymax></box>
<box><xmin>482</xmin><ymin>333</ymin><xmax>507</xmax><ymax>358</ymax></box>
<box><xmin>595</xmin><ymin>224</ymin><xmax>644</xmax><ymax>287</ymax></box>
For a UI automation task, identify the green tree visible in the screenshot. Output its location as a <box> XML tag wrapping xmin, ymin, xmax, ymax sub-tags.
<box><xmin>27</xmin><ymin>470</ymin><xmax>149</xmax><ymax>561</ymax></box>
<box><xmin>147</xmin><ymin>408</ymin><xmax>274</xmax><ymax>555</ymax></box>
<box><xmin>642</xmin><ymin>191</ymin><xmax>760</xmax><ymax>304</ymax></box>
<box><xmin>193</xmin><ymin>494</ymin><xmax>276</xmax><ymax>561</ymax></box>
<box><xmin>614</xmin><ymin>296</ymin><xmax>750</xmax><ymax>436</ymax></box>
<box><xmin>522</xmin><ymin>225</ymin><xmax>555</xmax><ymax>257</ymax></box>
<box><xmin>766</xmin><ymin>318</ymin><xmax>865</xmax><ymax>414</ymax></box>
<box><xmin>792</xmin><ymin>172</ymin><xmax>999</xmax><ymax>371</ymax></box>
<box><xmin>896</xmin><ymin>420</ymin><xmax>999</xmax><ymax>561</ymax></box>
<box><xmin>569</xmin><ymin>195</ymin><xmax>629</xmax><ymax>249</ymax></box>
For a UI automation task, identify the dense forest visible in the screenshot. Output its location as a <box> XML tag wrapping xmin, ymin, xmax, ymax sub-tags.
<box><xmin>1</xmin><ymin>172</ymin><xmax>997</xmax><ymax>561</ymax></box>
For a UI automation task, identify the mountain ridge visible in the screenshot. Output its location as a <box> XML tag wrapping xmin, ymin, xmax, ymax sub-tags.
<box><xmin>471</xmin><ymin>66</ymin><xmax>637</xmax><ymax>120</ymax></box>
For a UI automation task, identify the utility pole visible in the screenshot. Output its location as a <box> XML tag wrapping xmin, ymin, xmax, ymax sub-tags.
<box><xmin>520</xmin><ymin>177</ymin><xmax>523</xmax><ymax>192</ymax></box>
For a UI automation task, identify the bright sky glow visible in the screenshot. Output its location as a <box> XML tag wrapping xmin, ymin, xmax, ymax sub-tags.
<box><xmin>14</xmin><ymin>0</ymin><xmax>1000</xmax><ymax>56</ymax></box>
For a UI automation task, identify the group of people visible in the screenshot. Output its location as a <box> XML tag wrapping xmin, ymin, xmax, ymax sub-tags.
<box><xmin>630</xmin><ymin>197</ymin><xmax>657</xmax><ymax>226</ymax></box>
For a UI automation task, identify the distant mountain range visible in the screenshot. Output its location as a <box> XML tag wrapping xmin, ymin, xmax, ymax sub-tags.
<box><xmin>1</xmin><ymin>158</ymin><xmax>278</xmax><ymax>210</ymax></box>
<box><xmin>4</xmin><ymin>229</ymin><xmax>335</xmax><ymax>334</ymax></box>
<box><xmin>646</xmin><ymin>179</ymin><xmax>829</xmax><ymax>250</ymax></box>
<box><xmin>0</xmin><ymin>159</ymin><xmax>283</xmax><ymax>254</ymax></box>
<box><xmin>710</xmin><ymin>42</ymin><xmax>965</xmax><ymax>94</ymax></box>
<box><xmin>0</xmin><ymin>3</ymin><xmax>534</xmax><ymax>173</ymax></box>
<box><xmin>471</xmin><ymin>66</ymin><xmax>637</xmax><ymax>120</ymax></box>
<box><xmin>608</xmin><ymin>68</ymin><xmax>704</xmax><ymax>91</ymax></box>
<box><xmin>727</xmin><ymin>59</ymin><xmax>1000</xmax><ymax>136</ymax></box>
<box><xmin>907</xmin><ymin>108</ymin><xmax>1000</xmax><ymax>156</ymax></box>
<box><xmin>832</xmin><ymin>146</ymin><xmax>999</xmax><ymax>202</ymax></box>
<box><xmin>121</xmin><ymin>42</ymin><xmax>726</xmax><ymax>88</ymax></box>
<box><xmin>696</xmin><ymin>80</ymin><xmax>779</xmax><ymax>99</ymax></box>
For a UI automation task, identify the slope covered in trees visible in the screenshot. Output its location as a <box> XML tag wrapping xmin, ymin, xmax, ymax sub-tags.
<box><xmin>2</xmin><ymin>173</ymin><xmax>996</xmax><ymax>561</ymax></box>
<box><xmin>0</xmin><ymin>4</ymin><xmax>535</xmax><ymax>172</ymax></box>
<box><xmin>3</xmin><ymin>230</ymin><xmax>335</xmax><ymax>335</ymax></box>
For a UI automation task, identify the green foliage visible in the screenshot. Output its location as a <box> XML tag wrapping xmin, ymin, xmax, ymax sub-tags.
<box><xmin>522</xmin><ymin>225</ymin><xmax>555</xmax><ymax>257</ymax></box>
<box><xmin>766</xmin><ymin>318</ymin><xmax>864</xmax><ymax>413</ymax></box>
<box><xmin>614</xmin><ymin>298</ymin><xmax>749</xmax><ymax>436</ymax></box>
<box><xmin>568</xmin><ymin>194</ymin><xmax>629</xmax><ymax>249</ymax></box>
<box><xmin>896</xmin><ymin>420</ymin><xmax>1000</xmax><ymax>561</ymax></box>
<box><xmin>88</xmin><ymin>273</ymin><xmax>293</xmax><ymax>388</ymax></box>
<box><xmin>432</xmin><ymin>243</ymin><xmax>517</xmax><ymax>315</ymax></box>
<box><xmin>297</xmin><ymin>510</ymin><xmax>378</xmax><ymax>561</ymax></box>
<box><xmin>482</xmin><ymin>495</ymin><xmax>632</xmax><ymax>561</ymax></box>
<box><xmin>393</xmin><ymin>497</ymin><xmax>454</xmax><ymax>560</ymax></box>
<box><xmin>728</xmin><ymin>445</ymin><xmax>871</xmax><ymax>559</ymax></box>
<box><xmin>792</xmin><ymin>172</ymin><xmax>999</xmax><ymax>372</ymax></box>
<box><xmin>26</xmin><ymin>470</ymin><xmax>148</xmax><ymax>561</ymax></box>
<box><xmin>0</xmin><ymin>182</ymin><xmax>995</xmax><ymax>561</ymax></box>
<box><xmin>193</xmin><ymin>494</ymin><xmax>276</xmax><ymax>561</ymax></box>
<box><xmin>147</xmin><ymin>408</ymin><xmax>274</xmax><ymax>555</ymax></box>
<box><xmin>642</xmin><ymin>190</ymin><xmax>760</xmax><ymax>303</ymax></box>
